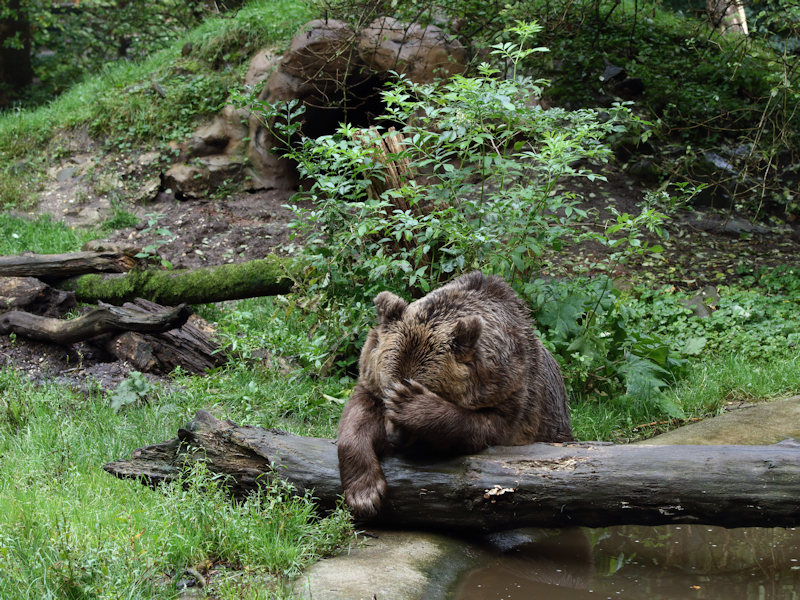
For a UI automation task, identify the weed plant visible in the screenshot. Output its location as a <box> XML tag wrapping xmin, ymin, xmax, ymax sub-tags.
<box><xmin>242</xmin><ymin>22</ymin><xmax>675</xmax><ymax>405</ymax></box>
<box><xmin>569</xmin><ymin>274</ymin><xmax>800</xmax><ymax>440</ymax></box>
<box><xmin>318</xmin><ymin>0</ymin><xmax>799</xmax><ymax>216</ymax></box>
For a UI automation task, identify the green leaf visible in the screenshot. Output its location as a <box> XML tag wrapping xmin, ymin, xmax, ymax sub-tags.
<box><xmin>658</xmin><ymin>396</ymin><xmax>686</xmax><ymax>419</ymax></box>
<box><xmin>536</xmin><ymin>296</ymin><xmax>585</xmax><ymax>338</ymax></box>
<box><xmin>618</xmin><ymin>353</ymin><xmax>670</xmax><ymax>403</ymax></box>
<box><xmin>681</xmin><ymin>336</ymin><xmax>707</xmax><ymax>355</ymax></box>
<box><xmin>567</xmin><ymin>331</ymin><xmax>604</xmax><ymax>360</ymax></box>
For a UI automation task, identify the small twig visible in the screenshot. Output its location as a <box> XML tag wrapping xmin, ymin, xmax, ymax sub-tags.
<box><xmin>633</xmin><ymin>417</ymin><xmax>702</xmax><ymax>429</ymax></box>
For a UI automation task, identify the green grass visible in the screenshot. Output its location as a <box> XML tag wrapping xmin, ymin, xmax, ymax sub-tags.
<box><xmin>0</xmin><ymin>363</ymin><xmax>350</xmax><ymax>599</ymax></box>
<box><xmin>101</xmin><ymin>202</ymin><xmax>140</xmax><ymax>231</ymax></box>
<box><xmin>0</xmin><ymin>212</ymin><xmax>99</xmax><ymax>254</ymax></box>
<box><xmin>190</xmin><ymin>0</ymin><xmax>312</xmax><ymax>66</ymax></box>
<box><xmin>0</xmin><ymin>0</ymin><xmax>311</xmax><ymax>161</ymax></box>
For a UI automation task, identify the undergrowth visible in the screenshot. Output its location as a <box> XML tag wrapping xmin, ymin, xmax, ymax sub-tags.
<box><xmin>0</xmin><ymin>212</ymin><xmax>98</xmax><ymax>254</ymax></box>
<box><xmin>0</xmin><ymin>363</ymin><xmax>350</xmax><ymax>599</ymax></box>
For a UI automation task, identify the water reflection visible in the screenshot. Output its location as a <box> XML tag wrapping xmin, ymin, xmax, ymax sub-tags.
<box><xmin>453</xmin><ymin>526</ymin><xmax>800</xmax><ymax>599</ymax></box>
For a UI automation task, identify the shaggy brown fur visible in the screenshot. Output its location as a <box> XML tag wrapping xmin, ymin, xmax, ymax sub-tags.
<box><xmin>337</xmin><ymin>271</ymin><xmax>574</xmax><ymax>518</ymax></box>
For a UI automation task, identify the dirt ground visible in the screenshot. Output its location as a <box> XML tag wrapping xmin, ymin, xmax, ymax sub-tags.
<box><xmin>4</xmin><ymin>147</ymin><xmax>800</xmax><ymax>396</ymax></box>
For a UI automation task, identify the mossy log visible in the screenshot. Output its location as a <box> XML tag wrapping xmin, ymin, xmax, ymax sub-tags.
<box><xmin>105</xmin><ymin>410</ymin><xmax>800</xmax><ymax>533</ymax></box>
<box><xmin>0</xmin><ymin>251</ymin><xmax>137</xmax><ymax>277</ymax></box>
<box><xmin>58</xmin><ymin>255</ymin><xmax>297</xmax><ymax>305</ymax></box>
<box><xmin>0</xmin><ymin>301</ymin><xmax>191</xmax><ymax>345</ymax></box>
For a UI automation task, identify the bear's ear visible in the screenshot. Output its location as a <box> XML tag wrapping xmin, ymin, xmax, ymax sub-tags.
<box><xmin>452</xmin><ymin>315</ymin><xmax>483</xmax><ymax>362</ymax></box>
<box><xmin>374</xmin><ymin>291</ymin><xmax>408</xmax><ymax>325</ymax></box>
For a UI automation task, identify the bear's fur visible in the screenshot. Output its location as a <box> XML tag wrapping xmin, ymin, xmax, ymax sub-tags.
<box><xmin>337</xmin><ymin>271</ymin><xmax>574</xmax><ymax>518</ymax></box>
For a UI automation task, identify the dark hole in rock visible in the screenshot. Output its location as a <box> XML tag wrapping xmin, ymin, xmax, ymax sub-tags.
<box><xmin>296</xmin><ymin>72</ymin><xmax>396</xmax><ymax>140</ymax></box>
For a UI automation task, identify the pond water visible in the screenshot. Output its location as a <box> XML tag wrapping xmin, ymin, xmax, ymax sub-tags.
<box><xmin>453</xmin><ymin>525</ymin><xmax>800</xmax><ymax>600</ymax></box>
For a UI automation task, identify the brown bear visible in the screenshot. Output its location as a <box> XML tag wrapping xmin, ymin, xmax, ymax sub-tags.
<box><xmin>336</xmin><ymin>271</ymin><xmax>574</xmax><ymax>518</ymax></box>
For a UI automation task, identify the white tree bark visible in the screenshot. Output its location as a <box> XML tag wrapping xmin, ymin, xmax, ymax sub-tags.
<box><xmin>707</xmin><ymin>0</ymin><xmax>749</xmax><ymax>35</ymax></box>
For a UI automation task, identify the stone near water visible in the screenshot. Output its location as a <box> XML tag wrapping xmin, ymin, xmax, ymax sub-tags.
<box><xmin>638</xmin><ymin>394</ymin><xmax>800</xmax><ymax>446</ymax></box>
<box><xmin>294</xmin><ymin>530</ymin><xmax>485</xmax><ymax>600</ymax></box>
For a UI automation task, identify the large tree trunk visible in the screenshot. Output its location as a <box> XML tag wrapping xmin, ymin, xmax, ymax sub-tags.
<box><xmin>0</xmin><ymin>301</ymin><xmax>192</xmax><ymax>344</ymax></box>
<box><xmin>0</xmin><ymin>251</ymin><xmax>137</xmax><ymax>278</ymax></box>
<box><xmin>105</xmin><ymin>410</ymin><xmax>800</xmax><ymax>533</ymax></box>
<box><xmin>58</xmin><ymin>255</ymin><xmax>297</xmax><ymax>305</ymax></box>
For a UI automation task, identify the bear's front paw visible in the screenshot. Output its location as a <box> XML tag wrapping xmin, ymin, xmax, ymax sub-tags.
<box><xmin>384</xmin><ymin>379</ymin><xmax>440</xmax><ymax>425</ymax></box>
<box><xmin>344</xmin><ymin>475</ymin><xmax>387</xmax><ymax>520</ymax></box>
<box><xmin>385</xmin><ymin>378</ymin><xmax>428</xmax><ymax>404</ymax></box>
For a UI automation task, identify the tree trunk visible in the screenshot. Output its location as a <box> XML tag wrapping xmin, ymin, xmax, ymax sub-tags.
<box><xmin>58</xmin><ymin>255</ymin><xmax>296</xmax><ymax>305</ymax></box>
<box><xmin>0</xmin><ymin>277</ymin><xmax>76</xmax><ymax>317</ymax></box>
<box><xmin>105</xmin><ymin>410</ymin><xmax>800</xmax><ymax>533</ymax></box>
<box><xmin>0</xmin><ymin>301</ymin><xmax>192</xmax><ymax>345</ymax></box>
<box><xmin>0</xmin><ymin>251</ymin><xmax>138</xmax><ymax>278</ymax></box>
<box><xmin>707</xmin><ymin>0</ymin><xmax>748</xmax><ymax>35</ymax></box>
<box><xmin>0</xmin><ymin>0</ymin><xmax>33</xmax><ymax>107</ymax></box>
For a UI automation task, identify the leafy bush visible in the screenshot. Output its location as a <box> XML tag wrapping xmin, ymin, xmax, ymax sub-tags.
<box><xmin>243</xmin><ymin>23</ymin><xmax>673</xmax><ymax>406</ymax></box>
<box><xmin>634</xmin><ymin>283</ymin><xmax>800</xmax><ymax>361</ymax></box>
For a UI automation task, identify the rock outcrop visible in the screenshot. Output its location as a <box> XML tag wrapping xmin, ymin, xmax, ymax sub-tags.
<box><xmin>165</xmin><ymin>17</ymin><xmax>467</xmax><ymax>197</ymax></box>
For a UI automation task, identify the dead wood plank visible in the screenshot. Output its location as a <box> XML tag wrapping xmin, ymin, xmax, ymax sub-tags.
<box><xmin>0</xmin><ymin>301</ymin><xmax>192</xmax><ymax>345</ymax></box>
<box><xmin>104</xmin><ymin>410</ymin><xmax>800</xmax><ymax>533</ymax></box>
<box><xmin>0</xmin><ymin>251</ymin><xmax>137</xmax><ymax>277</ymax></box>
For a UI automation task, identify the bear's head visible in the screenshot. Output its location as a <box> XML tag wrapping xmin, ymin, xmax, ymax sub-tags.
<box><xmin>359</xmin><ymin>290</ymin><xmax>484</xmax><ymax>405</ymax></box>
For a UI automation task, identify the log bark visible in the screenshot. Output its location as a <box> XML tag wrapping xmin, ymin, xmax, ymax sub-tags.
<box><xmin>0</xmin><ymin>251</ymin><xmax>137</xmax><ymax>278</ymax></box>
<box><xmin>101</xmin><ymin>299</ymin><xmax>225</xmax><ymax>374</ymax></box>
<box><xmin>58</xmin><ymin>255</ymin><xmax>296</xmax><ymax>305</ymax></box>
<box><xmin>105</xmin><ymin>410</ymin><xmax>800</xmax><ymax>533</ymax></box>
<box><xmin>0</xmin><ymin>301</ymin><xmax>192</xmax><ymax>345</ymax></box>
<box><xmin>0</xmin><ymin>277</ymin><xmax>76</xmax><ymax>317</ymax></box>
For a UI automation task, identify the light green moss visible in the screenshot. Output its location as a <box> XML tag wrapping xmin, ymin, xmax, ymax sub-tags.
<box><xmin>63</xmin><ymin>256</ymin><xmax>299</xmax><ymax>305</ymax></box>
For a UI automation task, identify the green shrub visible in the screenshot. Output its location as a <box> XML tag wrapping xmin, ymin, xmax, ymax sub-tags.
<box><xmin>242</xmin><ymin>22</ymin><xmax>671</xmax><ymax>407</ymax></box>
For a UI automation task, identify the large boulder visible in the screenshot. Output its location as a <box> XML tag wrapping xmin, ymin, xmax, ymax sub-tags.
<box><xmin>169</xmin><ymin>17</ymin><xmax>467</xmax><ymax>196</ymax></box>
<box><xmin>358</xmin><ymin>17</ymin><xmax>467</xmax><ymax>83</ymax></box>
<box><xmin>179</xmin><ymin>104</ymin><xmax>251</xmax><ymax>162</ymax></box>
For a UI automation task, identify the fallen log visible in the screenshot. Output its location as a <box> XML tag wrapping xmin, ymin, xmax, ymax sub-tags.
<box><xmin>0</xmin><ymin>301</ymin><xmax>192</xmax><ymax>345</ymax></box>
<box><xmin>0</xmin><ymin>277</ymin><xmax>76</xmax><ymax>317</ymax></box>
<box><xmin>58</xmin><ymin>255</ymin><xmax>296</xmax><ymax>305</ymax></box>
<box><xmin>101</xmin><ymin>299</ymin><xmax>225</xmax><ymax>374</ymax></box>
<box><xmin>105</xmin><ymin>410</ymin><xmax>800</xmax><ymax>533</ymax></box>
<box><xmin>0</xmin><ymin>251</ymin><xmax>137</xmax><ymax>278</ymax></box>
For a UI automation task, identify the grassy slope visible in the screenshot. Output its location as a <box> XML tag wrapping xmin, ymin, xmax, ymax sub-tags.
<box><xmin>0</xmin><ymin>363</ymin><xmax>350</xmax><ymax>599</ymax></box>
<box><xmin>0</xmin><ymin>0</ymin><xmax>311</xmax><ymax>161</ymax></box>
